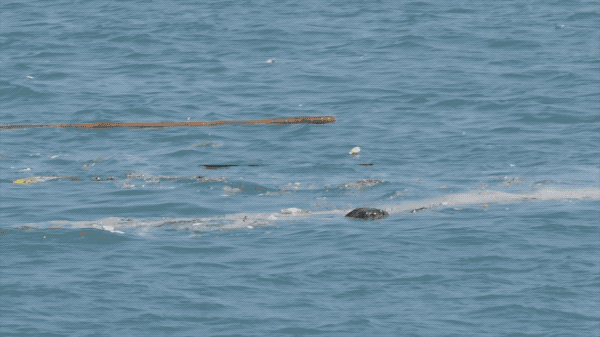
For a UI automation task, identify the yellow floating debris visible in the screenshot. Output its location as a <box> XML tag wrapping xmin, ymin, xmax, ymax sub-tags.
<box><xmin>13</xmin><ymin>177</ymin><xmax>40</xmax><ymax>184</ymax></box>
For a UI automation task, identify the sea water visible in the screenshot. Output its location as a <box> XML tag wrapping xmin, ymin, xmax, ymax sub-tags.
<box><xmin>1</xmin><ymin>0</ymin><xmax>599</xmax><ymax>335</ymax></box>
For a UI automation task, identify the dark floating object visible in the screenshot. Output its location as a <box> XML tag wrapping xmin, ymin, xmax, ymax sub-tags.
<box><xmin>93</xmin><ymin>176</ymin><xmax>103</xmax><ymax>181</ymax></box>
<box><xmin>200</xmin><ymin>164</ymin><xmax>266</xmax><ymax>169</ymax></box>
<box><xmin>359</xmin><ymin>163</ymin><xmax>373</xmax><ymax>166</ymax></box>
<box><xmin>407</xmin><ymin>207</ymin><xmax>428</xmax><ymax>214</ymax></box>
<box><xmin>0</xmin><ymin>116</ymin><xmax>336</xmax><ymax>130</ymax></box>
<box><xmin>345</xmin><ymin>208</ymin><xmax>389</xmax><ymax>221</ymax></box>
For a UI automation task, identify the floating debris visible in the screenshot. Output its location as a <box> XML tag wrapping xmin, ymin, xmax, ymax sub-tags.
<box><xmin>102</xmin><ymin>225</ymin><xmax>124</xmax><ymax>234</ymax></box>
<box><xmin>439</xmin><ymin>185</ymin><xmax>447</xmax><ymax>189</ymax></box>
<box><xmin>200</xmin><ymin>164</ymin><xmax>265</xmax><ymax>169</ymax></box>
<box><xmin>1</xmin><ymin>116</ymin><xmax>337</xmax><ymax>130</ymax></box>
<box><xmin>280</xmin><ymin>208</ymin><xmax>302</xmax><ymax>215</ymax></box>
<box><xmin>93</xmin><ymin>177</ymin><xmax>103</xmax><ymax>181</ymax></box>
<box><xmin>223</xmin><ymin>185</ymin><xmax>242</xmax><ymax>196</ymax></box>
<box><xmin>105</xmin><ymin>176</ymin><xmax>120</xmax><ymax>181</ymax></box>
<box><xmin>499</xmin><ymin>176</ymin><xmax>523</xmax><ymax>187</ymax></box>
<box><xmin>202</xmin><ymin>165</ymin><xmax>239</xmax><ymax>169</ymax></box>
<box><xmin>0</xmin><ymin>154</ymin><xmax>9</xmax><ymax>158</ymax></box>
<box><xmin>481</xmin><ymin>204</ymin><xmax>489</xmax><ymax>210</ymax></box>
<box><xmin>13</xmin><ymin>175</ymin><xmax>62</xmax><ymax>184</ymax></box>
<box><xmin>345</xmin><ymin>208</ymin><xmax>389</xmax><ymax>220</ymax></box>
<box><xmin>124</xmin><ymin>172</ymin><xmax>225</xmax><ymax>183</ymax></box>
<box><xmin>65</xmin><ymin>176</ymin><xmax>82</xmax><ymax>181</ymax></box>
<box><xmin>120</xmin><ymin>182</ymin><xmax>135</xmax><ymax>189</ymax></box>
<box><xmin>407</xmin><ymin>207</ymin><xmax>428</xmax><ymax>214</ymax></box>
<box><xmin>25</xmin><ymin>75</ymin><xmax>34</xmax><ymax>79</ymax></box>
<box><xmin>82</xmin><ymin>163</ymin><xmax>95</xmax><ymax>170</ymax></box>
<box><xmin>16</xmin><ymin>225</ymin><xmax>37</xmax><ymax>230</ymax></box>
<box><xmin>359</xmin><ymin>163</ymin><xmax>373</xmax><ymax>166</ymax></box>
<box><xmin>339</xmin><ymin>179</ymin><xmax>385</xmax><ymax>190</ymax></box>
<box><xmin>266</xmin><ymin>58</ymin><xmax>275</xmax><ymax>63</ymax></box>
<box><xmin>349</xmin><ymin>146</ymin><xmax>361</xmax><ymax>155</ymax></box>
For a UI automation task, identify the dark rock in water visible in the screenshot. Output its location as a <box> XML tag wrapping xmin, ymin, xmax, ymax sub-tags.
<box><xmin>345</xmin><ymin>208</ymin><xmax>389</xmax><ymax>220</ymax></box>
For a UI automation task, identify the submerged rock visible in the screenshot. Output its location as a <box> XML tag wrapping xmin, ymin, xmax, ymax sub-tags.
<box><xmin>345</xmin><ymin>208</ymin><xmax>389</xmax><ymax>220</ymax></box>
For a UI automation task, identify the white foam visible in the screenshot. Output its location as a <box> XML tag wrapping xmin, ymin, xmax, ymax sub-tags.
<box><xmin>14</xmin><ymin>188</ymin><xmax>599</xmax><ymax>233</ymax></box>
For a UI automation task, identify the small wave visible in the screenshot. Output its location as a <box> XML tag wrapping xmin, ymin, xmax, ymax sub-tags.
<box><xmin>13</xmin><ymin>188</ymin><xmax>599</xmax><ymax>234</ymax></box>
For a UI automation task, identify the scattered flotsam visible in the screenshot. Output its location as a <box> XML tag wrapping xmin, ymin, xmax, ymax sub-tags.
<box><xmin>223</xmin><ymin>185</ymin><xmax>242</xmax><ymax>196</ymax></box>
<box><xmin>338</xmin><ymin>179</ymin><xmax>384</xmax><ymax>190</ymax></box>
<box><xmin>280</xmin><ymin>208</ymin><xmax>302</xmax><ymax>215</ymax></box>
<box><xmin>25</xmin><ymin>75</ymin><xmax>34</xmax><ymax>79</ymax></box>
<box><xmin>81</xmin><ymin>163</ymin><xmax>95</xmax><ymax>170</ymax></box>
<box><xmin>124</xmin><ymin>172</ymin><xmax>226</xmax><ymax>183</ymax></box>
<box><xmin>499</xmin><ymin>176</ymin><xmax>523</xmax><ymax>187</ymax></box>
<box><xmin>349</xmin><ymin>146</ymin><xmax>361</xmax><ymax>155</ymax></box>
<box><xmin>102</xmin><ymin>225</ymin><xmax>124</xmax><ymax>234</ymax></box>
<box><xmin>266</xmin><ymin>58</ymin><xmax>275</xmax><ymax>63</ymax></box>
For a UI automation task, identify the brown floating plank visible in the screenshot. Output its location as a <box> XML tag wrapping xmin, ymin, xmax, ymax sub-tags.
<box><xmin>0</xmin><ymin>116</ymin><xmax>336</xmax><ymax>130</ymax></box>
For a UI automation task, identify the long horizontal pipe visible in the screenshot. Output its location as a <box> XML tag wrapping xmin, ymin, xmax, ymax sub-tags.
<box><xmin>0</xmin><ymin>116</ymin><xmax>336</xmax><ymax>129</ymax></box>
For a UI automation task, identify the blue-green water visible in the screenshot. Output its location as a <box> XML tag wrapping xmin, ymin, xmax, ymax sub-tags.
<box><xmin>1</xmin><ymin>1</ymin><xmax>599</xmax><ymax>335</ymax></box>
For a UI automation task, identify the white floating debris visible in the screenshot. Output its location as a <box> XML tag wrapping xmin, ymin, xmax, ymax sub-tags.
<box><xmin>247</xmin><ymin>225</ymin><xmax>254</xmax><ymax>229</ymax></box>
<box><xmin>349</xmin><ymin>146</ymin><xmax>361</xmax><ymax>155</ymax></box>
<box><xmin>51</xmin><ymin>155</ymin><xmax>59</xmax><ymax>159</ymax></box>
<box><xmin>266</xmin><ymin>58</ymin><xmax>275</xmax><ymax>63</ymax></box>
<box><xmin>102</xmin><ymin>225</ymin><xmax>124</xmax><ymax>234</ymax></box>
<box><xmin>280</xmin><ymin>208</ymin><xmax>301</xmax><ymax>215</ymax></box>
<box><xmin>25</xmin><ymin>75</ymin><xmax>34</xmax><ymax>79</ymax></box>
<box><xmin>268</xmin><ymin>214</ymin><xmax>277</xmax><ymax>220</ymax></box>
<box><xmin>510</xmin><ymin>164</ymin><xmax>515</xmax><ymax>167</ymax></box>
<box><xmin>120</xmin><ymin>182</ymin><xmax>135</xmax><ymax>189</ymax></box>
